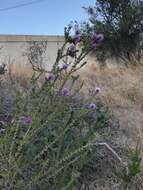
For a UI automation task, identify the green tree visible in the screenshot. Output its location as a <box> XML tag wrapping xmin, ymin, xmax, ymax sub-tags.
<box><xmin>83</xmin><ymin>0</ymin><xmax>143</xmax><ymax>65</ymax></box>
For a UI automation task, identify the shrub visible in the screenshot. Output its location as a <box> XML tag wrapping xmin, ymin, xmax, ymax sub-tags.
<box><xmin>0</xmin><ymin>27</ymin><xmax>109</xmax><ymax>189</ymax></box>
<box><xmin>82</xmin><ymin>0</ymin><xmax>143</xmax><ymax>65</ymax></box>
<box><xmin>115</xmin><ymin>146</ymin><xmax>141</xmax><ymax>190</ymax></box>
<box><xmin>24</xmin><ymin>41</ymin><xmax>47</xmax><ymax>71</ymax></box>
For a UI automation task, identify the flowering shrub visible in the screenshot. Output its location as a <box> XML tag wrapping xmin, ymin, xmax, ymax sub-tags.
<box><xmin>0</xmin><ymin>27</ymin><xmax>109</xmax><ymax>189</ymax></box>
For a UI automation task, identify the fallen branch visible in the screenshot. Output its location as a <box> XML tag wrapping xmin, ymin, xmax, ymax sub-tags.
<box><xmin>95</xmin><ymin>142</ymin><xmax>127</xmax><ymax>166</ymax></box>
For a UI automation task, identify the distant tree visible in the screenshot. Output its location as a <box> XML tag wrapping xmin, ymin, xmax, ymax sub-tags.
<box><xmin>83</xmin><ymin>0</ymin><xmax>143</xmax><ymax>65</ymax></box>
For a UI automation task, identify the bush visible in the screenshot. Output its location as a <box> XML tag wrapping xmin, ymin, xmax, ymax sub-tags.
<box><xmin>0</xmin><ymin>27</ymin><xmax>109</xmax><ymax>189</ymax></box>
<box><xmin>115</xmin><ymin>146</ymin><xmax>141</xmax><ymax>190</ymax></box>
<box><xmin>82</xmin><ymin>0</ymin><xmax>143</xmax><ymax>65</ymax></box>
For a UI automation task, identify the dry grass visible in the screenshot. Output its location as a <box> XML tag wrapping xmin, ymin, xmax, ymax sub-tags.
<box><xmin>78</xmin><ymin>64</ymin><xmax>143</xmax><ymax>189</ymax></box>
<box><xmin>81</xmin><ymin>64</ymin><xmax>143</xmax><ymax>146</ymax></box>
<box><xmin>81</xmin><ymin>64</ymin><xmax>143</xmax><ymax>182</ymax></box>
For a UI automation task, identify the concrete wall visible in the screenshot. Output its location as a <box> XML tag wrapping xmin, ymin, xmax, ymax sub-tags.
<box><xmin>0</xmin><ymin>35</ymin><xmax>65</xmax><ymax>71</ymax></box>
<box><xmin>0</xmin><ymin>35</ymin><xmax>125</xmax><ymax>72</ymax></box>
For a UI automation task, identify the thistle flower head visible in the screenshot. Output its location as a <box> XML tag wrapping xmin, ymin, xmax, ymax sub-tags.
<box><xmin>68</xmin><ymin>43</ymin><xmax>76</xmax><ymax>57</ymax></box>
<box><xmin>88</xmin><ymin>102</ymin><xmax>96</xmax><ymax>110</ymax></box>
<box><xmin>74</xmin><ymin>32</ymin><xmax>82</xmax><ymax>44</ymax></box>
<box><xmin>62</xmin><ymin>87</ymin><xmax>70</xmax><ymax>96</ymax></box>
<box><xmin>45</xmin><ymin>72</ymin><xmax>55</xmax><ymax>81</ymax></box>
<box><xmin>95</xmin><ymin>87</ymin><xmax>101</xmax><ymax>93</ymax></box>
<box><xmin>62</xmin><ymin>63</ymin><xmax>69</xmax><ymax>70</ymax></box>
<box><xmin>23</xmin><ymin>115</ymin><xmax>32</xmax><ymax>125</ymax></box>
<box><xmin>91</xmin><ymin>33</ymin><xmax>104</xmax><ymax>49</ymax></box>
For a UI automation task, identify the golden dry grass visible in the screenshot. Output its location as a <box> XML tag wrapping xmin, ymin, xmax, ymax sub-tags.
<box><xmin>81</xmin><ymin>64</ymin><xmax>143</xmax><ymax>144</ymax></box>
<box><xmin>80</xmin><ymin>64</ymin><xmax>143</xmax><ymax>188</ymax></box>
<box><xmin>80</xmin><ymin>64</ymin><xmax>143</xmax><ymax>174</ymax></box>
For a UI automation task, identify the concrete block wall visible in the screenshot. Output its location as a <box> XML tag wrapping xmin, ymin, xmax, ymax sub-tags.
<box><xmin>0</xmin><ymin>35</ymin><xmax>125</xmax><ymax>73</ymax></box>
<box><xmin>0</xmin><ymin>35</ymin><xmax>65</xmax><ymax>70</ymax></box>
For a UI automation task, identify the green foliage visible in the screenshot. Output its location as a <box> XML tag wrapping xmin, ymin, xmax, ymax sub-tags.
<box><xmin>0</xmin><ymin>27</ymin><xmax>108</xmax><ymax>190</ymax></box>
<box><xmin>116</xmin><ymin>147</ymin><xmax>141</xmax><ymax>189</ymax></box>
<box><xmin>83</xmin><ymin>0</ymin><xmax>143</xmax><ymax>65</ymax></box>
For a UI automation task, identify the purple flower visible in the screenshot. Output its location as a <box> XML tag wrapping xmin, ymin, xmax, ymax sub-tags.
<box><xmin>88</xmin><ymin>103</ymin><xmax>96</xmax><ymax>110</ymax></box>
<box><xmin>91</xmin><ymin>33</ymin><xmax>104</xmax><ymax>43</ymax></box>
<box><xmin>91</xmin><ymin>33</ymin><xmax>104</xmax><ymax>49</ymax></box>
<box><xmin>45</xmin><ymin>73</ymin><xmax>55</xmax><ymax>81</ymax></box>
<box><xmin>23</xmin><ymin>115</ymin><xmax>32</xmax><ymax>125</ymax></box>
<box><xmin>62</xmin><ymin>87</ymin><xmax>70</xmax><ymax>96</ymax></box>
<box><xmin>62</xmin><ymin>63</ymin><xmax>69</xmax><ymax>70</ymax></box>
<box><xmin>95</xmin><ymin>87</ymin><xmax>101</xmax><ymax>93</ymax></box>
<box><xmin>68</xmin><ymin>43</ymin><xmax>76</xmax><ymax>57</ymax></box>
<box><xmin>74</xmin><ymin>32</ymin><xmax>82</xmax><ymax>44</ymax></box>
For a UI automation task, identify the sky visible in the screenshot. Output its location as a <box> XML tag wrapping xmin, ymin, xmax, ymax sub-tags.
<box><xmin>0</xmin><ymin>0</ymin><xmax>95</xmax><ymax>35</ymax></box>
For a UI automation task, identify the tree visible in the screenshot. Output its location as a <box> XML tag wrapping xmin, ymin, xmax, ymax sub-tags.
<box><xmin>83</xmin><ymin>0</ymin><xmax>143</xmax><ymax>65</ymax></box>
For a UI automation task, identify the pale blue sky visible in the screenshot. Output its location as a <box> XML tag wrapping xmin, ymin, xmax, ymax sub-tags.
<box><xmin>0</xmin><ymin>0</ymin><xmax>95</xmax><ymax>35</ymax></box>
